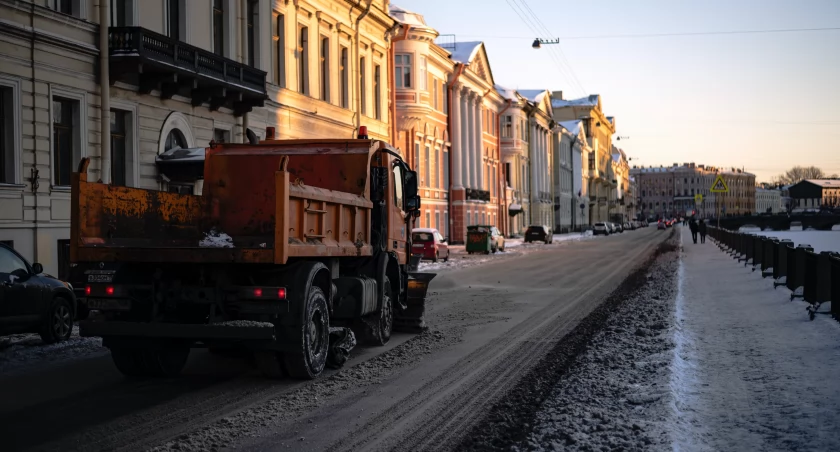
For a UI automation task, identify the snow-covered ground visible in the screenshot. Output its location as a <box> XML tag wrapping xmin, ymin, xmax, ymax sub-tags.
<box><xmin>0</xmin><ymin>327</ymin><xmax>106</xmax><ymax>376</ymax></box>
<box><xmin>669</xmin><ymin>229</ymin><xmax>840</xmax><ymax>451</ymax></box>
<box><xmin>419</xmin><ymin>231</ymin><xmax>596</xmax><ymax>272</ymax></box>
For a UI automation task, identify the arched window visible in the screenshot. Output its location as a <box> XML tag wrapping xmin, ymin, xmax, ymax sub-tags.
<box><xmin>164</xmin><ymin>129</ymin><xmax>187</xmax><ymax>151</ymax></box>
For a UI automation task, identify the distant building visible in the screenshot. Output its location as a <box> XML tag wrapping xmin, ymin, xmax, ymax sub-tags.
<box><xmin>755</xmin><ymin>188</ymin><xmax>782</xmax><ymax>214</ymax></box>
<box><xmin>787</xmin><ymin>179</ymin><xmax>840</xmax><ymax>210</ymax></box>
<box><xmin>631</xmin><ymin>163</ymin><xmax>756</xmax><ymax>219</ymax></box>
<box><xmin>555</xmin><ymin>120</ymin><xmax>589</xmax><ymax>231</ymax></box>
<box><xmin>551</xmin><ymin>93</ymin><xmax>615</xmax><ymax>224</ymax></box>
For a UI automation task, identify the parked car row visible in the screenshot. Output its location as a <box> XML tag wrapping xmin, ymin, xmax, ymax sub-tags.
<box><xmin>593</xmin><ymin>220</ymin><xmax>647</xmax><ymax>236</ymax></box>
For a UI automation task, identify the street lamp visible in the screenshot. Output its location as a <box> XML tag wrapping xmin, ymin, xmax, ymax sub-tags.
<box><xmin>532</xmin><ymin>38</ymin><xmax>560</xmax><ymax>49</ymax></box>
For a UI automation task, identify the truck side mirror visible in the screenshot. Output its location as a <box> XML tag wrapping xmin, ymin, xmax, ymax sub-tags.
<box><xmin>406</xmin><ymin>195</ymin><xmax>421</xmax><ymax>211</ymax></box>
<box><xmin>404</xmin><ymin>170</ymin><xmax>418</xmax><ymax>201</ymax></box>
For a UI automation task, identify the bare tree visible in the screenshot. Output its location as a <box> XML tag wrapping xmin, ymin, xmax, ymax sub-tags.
<box><xmin>773</xmin><ymin>166</ymin><xmax>826</xmax><ymax>185</ymax></box>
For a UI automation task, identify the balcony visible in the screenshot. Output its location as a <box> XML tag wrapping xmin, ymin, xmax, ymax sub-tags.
<box><xmin>466</xmin><ymin>188</ymin><xmax>491</xmax><ymax>202</ymax></box>
<box><xmin>109</xmin><ymin>27</ymin><xmax>267</xmax><ymax>116</ymax></box>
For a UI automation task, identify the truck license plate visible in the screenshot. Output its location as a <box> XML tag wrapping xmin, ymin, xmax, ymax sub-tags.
<box><xmin>86</xmin><ymin>271</ymin><xmax>115</xmax><ymax>283</ymax></box>
<box><xmin>86</xmin><ymin>298</ymin><xmax>131</xmax><ymax>311</ymax></box>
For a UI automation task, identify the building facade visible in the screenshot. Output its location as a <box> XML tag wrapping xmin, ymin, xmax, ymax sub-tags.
<box><xmin>497</xmin><ymin>86</ymin><xmax>529</xmax><ymax>235</ymax></box>
<box><xmin>551</xmin><ymin>93</ymin><xmax>615</xmax><ymax>224</ymax></box>
<box><xmin>390</xmin><ymin>5</ymin><xmax>452</xmax><ymax>237</ymax></box>
<box><xmin>611</xmin><ymin>147</ymin><xmax>631</xmax><ymax>223</ymax></box>
<box><xmin>518</xmin><ymin>90</ymin><xmax>554</xmax><ymax>230</ymax></box>
<box><xmin>556</xmin><ymin>119</ymin><xmax>589</xmax><ymax>230</ymax></box>
<box><xmin>632</xmin><ymin>163</ymin><xmax>756</xmax><ymax>219</ymax></box>
<box><xmin>788</xmin><ymin>179</ymin><xmax>840</xmax><ymax>210</ymax></box>
<box><xmin>755</xmin><ymin>188</ymin><xmax>782</xmax><ymax>214</ymax></box>
<box><xmin>0</xmin><ymin>0</ymin><xmax>394</xmax><ymax>276</ymax></box>
<box><xmin>447</xmin><ymin>41</ymin><xmax>504</xmax><ymax>242</ymax></box>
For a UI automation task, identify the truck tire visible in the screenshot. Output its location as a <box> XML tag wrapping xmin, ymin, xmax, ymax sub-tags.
<box><xmin>365</xmin><ymin>276</ymin><xmax>393</xmax><ymax>346</ymax></box>
<box><xmin>283</xmin><ymin>285</ymin><xmax>330</xmax><ymax>380</ymax></box>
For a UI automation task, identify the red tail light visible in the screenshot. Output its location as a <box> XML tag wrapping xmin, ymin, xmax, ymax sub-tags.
<box><xmin>85</xmin><ymin>286</ymin><xmax>91</xmax><ymax>296</ymax></box>
<box><xmin>278</xmin><ymin>288</ymin><xmax>287</xmax><ymax>299</ymax></box>
<box><xmin>254</xmin><ymin>288</ymin><xmax>263</xmax><ymax>297</ymax></box>
<box><xmin>105</xmin><ymin>286</ymin><xmax>115</xmax><ymax>296</ymax></box>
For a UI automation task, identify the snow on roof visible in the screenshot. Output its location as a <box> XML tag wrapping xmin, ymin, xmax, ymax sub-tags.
<box><xmin>517</xmin><ymin>89</ymin><xmax>549</xmax><ymax>104</ymax></box>
<box><xmin>494</xmin><ymin>84</ymin><xmax>520</xmax><ymax>101</ymax></box>
<box><xmin>803</xmin><ymin>179</ymin><xmax>840</xmax><ymax>188</ymax></box>
<box><xmin>552</xmin><ymin>94</ymin><xmax>599</xmax><ymax>109</ymax></box>
<box><xmin>388</xmin><ymin>5</ymin><xmax>436</xmax><ymax>33</ymax></box>
<box><xmin>156</xmin><ymin>147</ymin><xmax>205</xmax><ymax>162</ymax></box>
<box><xmin>450</xmin><ymin>41</ymin><xmax>483</xmax><ymax>64</ymax></box>
<box><xmin>557</xmin><ymin>120</ymin><xmax>583</xmax><ymax>136</ymax></box>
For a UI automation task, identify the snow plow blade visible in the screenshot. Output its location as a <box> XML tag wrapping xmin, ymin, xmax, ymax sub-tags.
<box><xmin>394</xmin><ymin>272</ymin><xmax>436</xmax><ymax>333</ymax></box>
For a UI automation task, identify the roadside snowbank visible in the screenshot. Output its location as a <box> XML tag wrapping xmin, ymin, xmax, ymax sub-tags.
<box><xmin>521</xmin><ymin>246</ymin><xmax>679</xmax><ymax>451</ymax></box>
<box><xmin>0</xmin><ymin>327</ymin><xmax>106</xmax><ymax>375</ymax></box>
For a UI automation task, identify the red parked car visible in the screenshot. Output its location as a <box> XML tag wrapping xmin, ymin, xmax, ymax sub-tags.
<box><xmin>411</xmin><ymin>228</ymin><xmax>450</xmax><ymax>262</ymax></box>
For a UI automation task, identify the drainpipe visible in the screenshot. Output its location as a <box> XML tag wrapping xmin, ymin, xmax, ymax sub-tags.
<box><xmin>497</xmin><ymin>99</ymin><xmax>512</xmax><ymax>236</ymax></box>
<box><xmin>353</xmin><ymin>0</ymin><xmax>373</xmax><ymax>133</ymax></box>
<box><xmin>241</xmin><ymin>0</ymin><xmax>249</xmax><ymax>143</ymax></box>
<box><xmin>100</xmin><ymin>0</ymin><xmax>111</xmax><ymax>183</ymax></box>
<box><xmin>387</xmin><ymin>22</ymin><xmax>407</xmax><ymax>144</ymax></box>
<box><xmin>446</xmin><ymin>63</ymin><xmax>466</xmax><ymax>240</ymax></box>
<box><xmin>29</xmin><ymin>1</ymin><xmax>39</xmax><ymax>261</ymax></box>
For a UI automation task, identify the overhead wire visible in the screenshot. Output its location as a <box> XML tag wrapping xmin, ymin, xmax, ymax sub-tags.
<box><xmin>503</xmin><ymin>0</ymin><xmax>586</xmax><ymax>96</ymax></box>
<box><xmin>454</xmin><ymin>26</ymin><xmax>840</xmax><ymax>41</ymax></box>
<box><xmin>514</xmin><ymin>0</ymin><xmax>587</xmax><ymax>96</ymax></box>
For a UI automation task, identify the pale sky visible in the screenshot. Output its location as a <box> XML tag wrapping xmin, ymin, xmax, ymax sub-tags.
<box><xmin>394</xmin><ymin>0</ymin><xmax>840</xmax><ymax>182</ymax></box>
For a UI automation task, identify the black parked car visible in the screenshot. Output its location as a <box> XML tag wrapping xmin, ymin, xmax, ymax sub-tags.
<box><xmin>0</xmin><ymin>243</ymin><xmax>77</xmax><ymax>343</ymax></box>
<box><xmin>525</xmin><ymin>225</ymin><xmax>553</xmax><ymax>244</ymax></box>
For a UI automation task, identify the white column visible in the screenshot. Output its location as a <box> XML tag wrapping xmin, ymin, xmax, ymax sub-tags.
<box><xmin>451</xmin><ymin>85</ymin><xmax>462</xmax><ymax>189</ymax></box>
<box><xmin>530</xmin><ymin>122</ymin><xmax>538</xmax><ymax>203</ymax></box>
<box><xmin>461</xmin><ymin>90</ymin><xmax>470</xmax><ymax>188</ymax></box>
<box><xmin>467</xmin><ymin>92</ymin><xmax>477</xmax><ymax>189</ymax></box>
<box><xmin>475</xmin><ymin>97</ymin><xmax>483</xmax><ymax>191</ymax></box>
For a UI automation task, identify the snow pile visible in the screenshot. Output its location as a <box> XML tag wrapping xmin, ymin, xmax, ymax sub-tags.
<box><xmin>523</xmin><ymin>253</ymin><xmax>679</xmax><ymax>451</ymax></box>
<box><xmin>199</xmin><ymin>229</ymin><xmax>234</xmax><ymax>248</ymax></box>
<box><xmin>0</xmin><ymin>327</ymin><xmax>106</xmax><ymax>375</ymax></box>
<box><xmin>752</xmin><ymin>230</ymin><xmax>840</xmax><ymax>253</ymax></box>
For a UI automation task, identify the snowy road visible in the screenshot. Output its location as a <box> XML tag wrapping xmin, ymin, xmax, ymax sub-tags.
<box><xmin>0</xmin><ymin>227</ymin><xmax>666</xmax><ymax>452</ymax></box>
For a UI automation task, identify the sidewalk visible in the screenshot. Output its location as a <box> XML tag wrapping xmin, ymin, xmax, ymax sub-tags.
<box><xmin>670</xmin><ymin>229</ymin><xmax>840</xmax><ymax>451</ymax></box>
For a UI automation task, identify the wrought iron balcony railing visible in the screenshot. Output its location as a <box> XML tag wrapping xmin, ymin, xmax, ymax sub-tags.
<box><xmin>109</xmin><ymin>27</ymin><xmax>267</xmax><ymax>116</ymax></box>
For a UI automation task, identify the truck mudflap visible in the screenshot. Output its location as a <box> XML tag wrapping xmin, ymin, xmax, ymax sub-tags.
<box><xmin>79</xmin><ymin>320</ymin><xmax>276</xmax><ymax>341</ymax></box>
<box><xmin>394</xmin><ymin>272</ymin><xmax>436</xmax><ymax>333</ymax></box>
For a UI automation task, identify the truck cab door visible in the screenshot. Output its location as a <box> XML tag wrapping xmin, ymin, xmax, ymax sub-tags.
<box><xmin>389</xmin><ymin>164</ymin><xmax>408</xmax><ymax>261</ymax></box>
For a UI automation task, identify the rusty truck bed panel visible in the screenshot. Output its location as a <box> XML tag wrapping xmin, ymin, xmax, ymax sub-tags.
<box><xmin>71</xmin><ymin>140</ymin><xmax>381</xmax><ymax>264</ymax></box>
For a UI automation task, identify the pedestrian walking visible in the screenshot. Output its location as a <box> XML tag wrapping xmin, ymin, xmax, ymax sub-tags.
<box><xmin>689</xmin><ymin>218</ymin><xmax>698</xmax><ymax>244</ymax></box>
<box><xmin>699</xmin><ymin>219</ymin><xmax>707</xmax><ymax>244</ymax></box>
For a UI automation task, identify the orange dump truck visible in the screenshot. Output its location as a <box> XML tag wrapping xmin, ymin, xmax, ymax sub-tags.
<box><xmin>70</xmin><ymin>139</ymin><xmax>434</xmax><ymax>379</ymax></box>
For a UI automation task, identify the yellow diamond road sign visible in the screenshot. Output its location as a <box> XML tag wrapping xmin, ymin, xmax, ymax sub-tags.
<box><xmin>710</xmin><ymin>174</ymin><xmax>729</xmax><ymax>193</ymax></box>
<box><xmin>694</xmin><ymin>193</ymin><xmax>703</xmax><ymax>203</ymax></box>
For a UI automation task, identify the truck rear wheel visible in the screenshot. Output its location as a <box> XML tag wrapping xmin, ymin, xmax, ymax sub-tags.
<box><xmin>111</xmin><ymin>346</ymin><xmax>190</xmax><ymax>378</ymax></box>
<box><xmin>283</xmin><ymin>285</ymin><xmax>329</xmax><ymax>379</ymax></box>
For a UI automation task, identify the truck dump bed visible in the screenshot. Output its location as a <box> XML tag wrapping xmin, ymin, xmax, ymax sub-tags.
<box><xmin>71</xmin><ymin>139</ymin><xmax>381</xmax><ymax>264</ymax></box>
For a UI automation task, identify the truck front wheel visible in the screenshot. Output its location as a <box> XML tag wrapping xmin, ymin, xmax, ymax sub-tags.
<box><xmin>283</xmin><ymin>285</ymin><xmax>330</xmax><ymax>379</ymax></box>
